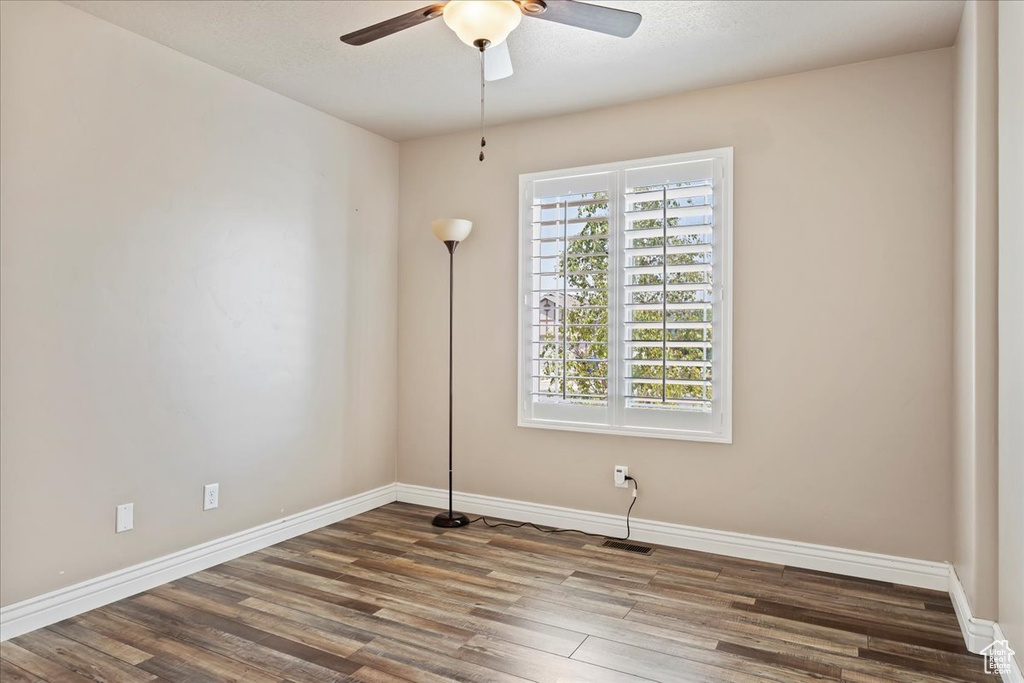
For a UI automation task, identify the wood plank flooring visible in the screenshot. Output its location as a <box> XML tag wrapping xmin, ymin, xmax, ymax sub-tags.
<box><xmin>1</xmin><ymin>502</ymin><xmax>994</xmax><ymax>682</ymax></box>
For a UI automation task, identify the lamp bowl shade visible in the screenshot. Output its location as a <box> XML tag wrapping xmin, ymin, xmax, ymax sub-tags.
<box><xmin>431</xmin><ymin>218</ymin><xmax>473</xmax><ymax>243</ymax></box>
<box><xmin>443</xmin><ymin>0</ymin><xmax>522</xmax><ymax>48</ymax></box>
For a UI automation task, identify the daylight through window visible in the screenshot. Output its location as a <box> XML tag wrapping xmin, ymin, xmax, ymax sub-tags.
<box><xmin>519</xmin><ymin>149</ymin><xmax>732</xmax><ymax>442</ymax></box>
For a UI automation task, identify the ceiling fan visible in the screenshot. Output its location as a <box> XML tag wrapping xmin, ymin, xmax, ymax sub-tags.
<box><xmin>341</xmin><ymin>1</ymin><xmax>642</xmax><ymax>80</ymax></box>
<box><xmin>340</xmin><ymin>1</ymin><xmax>643</xmax><ymax>159</ymax></box>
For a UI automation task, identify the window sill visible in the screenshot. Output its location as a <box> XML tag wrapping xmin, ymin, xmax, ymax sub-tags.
<box><xmin>517</xmin><ymin>417</ymin><xmax>732</xmax><ymax>444</ymax></box>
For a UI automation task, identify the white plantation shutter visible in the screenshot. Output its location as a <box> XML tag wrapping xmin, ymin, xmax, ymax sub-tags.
<box><xmin>525</xmin><ymin>172</ymin><xmax>613</xmax><ymax>425</ymax></box>
<box><xmin>519</xmin><ymin>149</ymin><xmax>732</xmax><ymax>442</ymax></box>
<box><xmin>621</xmin><ymin>158</ymin><xmax>721</xmax><ymax>435</ymax></box>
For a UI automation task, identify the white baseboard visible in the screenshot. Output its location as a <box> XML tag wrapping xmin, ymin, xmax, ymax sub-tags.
<box><xmin>993</xmin><ymin>623</ymin><xmax>1024</xmax><ymax>683</ymax></box>
<box><xmin>948</xmin><ymin>567</ymin><xmax>1024</xmax><ymax>682</ymax></box>
<box><xmin>395</xmin><ymin>483</ymin><xmax>949</xmax><ymax>591</ymax></box>
<box><xmin>949</xmin><ymin>565</ymin><xmax>999</xmax><ymax>653</ymax></box>
<box><xmin>0</xmin><ymin>483</ymin><xmax>398</xmax><ymax>641</ymax></box>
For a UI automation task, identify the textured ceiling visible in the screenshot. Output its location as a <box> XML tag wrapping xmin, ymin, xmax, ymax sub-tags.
<box><xmin>63</xmin><ymin>0</ymin><xmax>964</xmax><ymax>141</ymax></box>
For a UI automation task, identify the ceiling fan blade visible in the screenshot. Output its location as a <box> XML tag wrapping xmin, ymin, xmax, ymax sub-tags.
<box><xmin>484</xmin><ymin>41</ymin><xmax>514</xmax><ymax>81</ymax></box>
<box><xmin>340</xmin><ymin>3</ymin><xmax>446</xmax><ymax>46</ymax></box>
<box><xmin>528</xmin><ymin>0</ymin><xmax>641</xmax><ymax>38</ymax></box>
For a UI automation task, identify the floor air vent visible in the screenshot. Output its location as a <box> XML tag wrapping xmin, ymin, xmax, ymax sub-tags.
<box><xmin>602</xmin><ymin>540</ymin><xmax>653</xmax><ymax>555</ymax></box>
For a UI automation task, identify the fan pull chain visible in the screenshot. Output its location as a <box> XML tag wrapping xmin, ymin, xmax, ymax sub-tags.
<box><xmin>479</xmin><ymin>45</ymin><xmax>486</xmax><ymax>161</ymax></box>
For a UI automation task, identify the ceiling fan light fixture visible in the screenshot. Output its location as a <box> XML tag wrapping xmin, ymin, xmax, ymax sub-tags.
<box><xmin>443</xmin><ymin>0</ymin><xmax>522</xmax><ymax>48</ymax></box>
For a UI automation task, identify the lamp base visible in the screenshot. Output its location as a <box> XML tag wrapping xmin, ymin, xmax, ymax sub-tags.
<box><xmin>431</xmin><ymin>511</ymin><xmax>471</xmax><ymax>528</ymax></box>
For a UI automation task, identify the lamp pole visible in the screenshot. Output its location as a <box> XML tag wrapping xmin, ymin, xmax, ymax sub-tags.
<box><xmin>445</xmin><ymin>240</ymin><xmax>458</xmax><ymax>521</ymax></box>
<box><xmin>431</xmin><ymin>220</ymin><xmax>472</xmax><ymax>528</ymax></box>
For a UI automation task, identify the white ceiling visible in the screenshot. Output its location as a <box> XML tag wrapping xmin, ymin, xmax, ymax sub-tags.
<box><xmin>64</xmin><ymin>0</ymin><xmax>964</xmax><ymax>141</ymax></box>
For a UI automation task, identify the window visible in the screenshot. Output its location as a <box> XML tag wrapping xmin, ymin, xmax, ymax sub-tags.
<box><xmin>518</xmin><ymin>148</ymin><xmax>732</xmax><ymax>442</ymax></box>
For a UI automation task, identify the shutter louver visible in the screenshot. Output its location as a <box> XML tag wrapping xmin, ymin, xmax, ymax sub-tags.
<box><xmin>527</xmin><ymin>173</ymin><xmax>612</xmax><ymax>407</ymax></box>
<box><xmin>623</xmin><ymin>160</ymin><xmax>715</xmax><ymax>412</ymax></box>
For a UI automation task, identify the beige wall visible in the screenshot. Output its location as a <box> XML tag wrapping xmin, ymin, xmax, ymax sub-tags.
<box><xmin>398</xmin><ymin>49</ymin><xmax>955</xmax><ymax>561</ymax></box>
<box><xmin>0</xmin><ymin>1</ymin><xmax>398</xmax><ymax>606</ymax></box>
<box><xmin>952</xmin><ymin>0</ymin><xmax>999</xmax><ymax>620</ymax></box>
<box><xmin>998</xmin><ymin>0</ymin><xmax>1024</xmax><ymax>654</ymax></box>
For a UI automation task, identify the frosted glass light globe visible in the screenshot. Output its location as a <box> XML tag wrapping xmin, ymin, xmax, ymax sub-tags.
<box><xmin>431</xmin><ymin>218</ymin><xmax>473</xmax><ymax>242</ymax></box>
<box><xmin>443</xmin><ymin>0</ymin><xmax>522</xmax><ymax>48</ymax></box>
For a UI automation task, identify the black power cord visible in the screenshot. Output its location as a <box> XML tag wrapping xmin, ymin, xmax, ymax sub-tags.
<box><xmin>467</xmin><ymin>475</ymin><xmax>639</xmax><ymax>541</ymax></box>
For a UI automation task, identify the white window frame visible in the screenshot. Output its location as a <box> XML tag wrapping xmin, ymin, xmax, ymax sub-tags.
<box><xmin>517</xmin><ymin>148</ymin><xmax>733</xmax><ymax>443</ymax></box>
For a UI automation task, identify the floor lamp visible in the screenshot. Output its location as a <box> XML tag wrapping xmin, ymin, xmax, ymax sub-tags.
<box><xmin>431</xmin><ymin>218</ymin><xmax>473</xmax><ymax>528</ymax></box>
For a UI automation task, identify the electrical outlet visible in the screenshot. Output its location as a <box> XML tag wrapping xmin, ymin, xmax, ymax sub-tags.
<box><xmin>203</xmin><ymin>483</ymin><xmax>219</xmax><ymax>511</ymax></box>
<box><xmin>116</xmin><ymin>503</ymin><xmax>134</xmax><ymax>533</ymax></box>
<box><xmin>614</xmin><ymin>465</ymin><xmax>629</xmax><ymax>488</ymax></box>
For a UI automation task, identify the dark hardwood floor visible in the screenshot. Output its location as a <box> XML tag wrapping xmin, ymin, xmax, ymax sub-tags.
<box><xmin>1</xmin><ymin>502</ymin><xmax>992</xmax><ymax>682</ymax></box>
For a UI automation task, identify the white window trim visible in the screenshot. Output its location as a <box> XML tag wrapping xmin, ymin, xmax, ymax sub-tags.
<box><xmin>517</xmin><ymin>148</ymin><xmax>733</xmax><ymax>443</ymax></box>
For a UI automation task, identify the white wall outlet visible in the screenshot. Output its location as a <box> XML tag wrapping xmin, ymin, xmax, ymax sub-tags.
<box><xmin>116</xmin><ymin>503</ymin><xmax>134</xmax><ymax>533</ymax></box>
<box><xmin>614</xmin><ymin>465</ymin><xmax>629</xmax><ymax>488</ymax></box>
<box><xmin>203</xmin><ymin>483</ymin><xmax>219</xmax><ymax>511</ymax></box>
